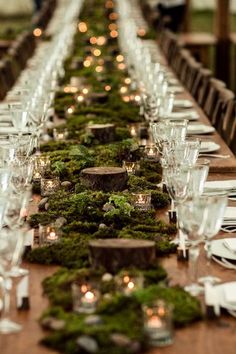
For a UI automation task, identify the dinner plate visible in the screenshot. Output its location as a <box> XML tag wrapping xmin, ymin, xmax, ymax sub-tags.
<box><xmin>200</xmin><ymin>141</ymin><xmax>220</xmax><ymax>153</ymax></box>
<box><xmin>204</xmin><ymin>180</ymin><xmax>236</xmax><ymax>191</ymax></box>
<box><xmin>187</xmin><ymin>124</ymin><xmax>215</xmax><ymax>135</ymax></box>
<box><xmin>174</xmin><ymin>99</ymin><xmax>193</xmax><ymax>109</ymax></box>
<box><xmin>211</xmin><ymin>238</ymin><xmax>236</xmax><ymax>261</ymax></box>
<box><xmin>167</xmin><ymin>86</ymin><xmax>184</xmax><ymax>94</ymax></box>
<box><xmin>215</xmin><ymin>282</ymin><xmax>236</xmax><ymax>311</ymax></box>
<box><xmin>167</xmin><ymin>110</ymin><xmax>199</xmax><ymax>121</ymax></box>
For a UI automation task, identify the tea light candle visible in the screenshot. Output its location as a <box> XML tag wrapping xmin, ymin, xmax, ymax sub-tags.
<box><xmin>35</xmin><ymin>156</ymin><xmax>51</xmax><ymax>174</ymax></box>
<box><xmin>129</xmin><ymin>125</ymin><xmax>137</xmax><ymax>137</ymax></box>
<box><xmin>39</xmin><ymin>224</ymin><xmax>60</xmax><ymax>245</ymax></box>
<box><xmin>143</xmin><ymin>301</ymin><xmax>173</xmax><ymax>347</ymax></box>
<box><xmin>122</xmin><ymin>161</ymin><xmax>139</xmax><ymax>175</ymax></box>
<box><xmin>40</xmin><ymin>177</ymin><xmax>60</xmax><ymax>196</ymax></box>
<box><xmin>132</xmin><ymin>193</ymin><xmax>151</xmax><ymax>211</ymax></box>
<box><xmin>116</xmin><ymin>273</ymin><xmax>143</xmax><ymax>296</ymax></box>
<box><xmin>33</xmin><ymin>170</ymin><xmax>41</xmax><ymax>181</ymax></box>
<box><xmin>66</xmin><ymin>105</ymin><xmax>75</xmax><ymax>115</ymax></box>
<box><xmin>72</xmin><ymin>283</ymin><xmax>99</xmax><ymax>314</ymax></box>
<box><xmin>53</xmin><ymin>128</ymin><xmax>68</xmax><ymax>141</ymax></box>
<box><xmin>144</xmin><ymin>145</ymin><xmax>158</xmax><ymax>161</ymax></box>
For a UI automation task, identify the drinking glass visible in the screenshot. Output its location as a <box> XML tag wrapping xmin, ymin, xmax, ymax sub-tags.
<box><xmin>0</xmin><ymin>228</ymin><xmax>25</xmax><ymax>333</ymax></box>
<box><xmin>198</xmin><ymin>192</ymin><xmax>228</xmax><ymax>284</ymax></box>
<box><xmin>178</xmin><ymin>199</ymin><xmax>206</xmax><ymax>296</ymax></box>
<box><xmin>188</xmin><ymin>163</ymin><xmax>209</xmax><ymax>199</ymax></box>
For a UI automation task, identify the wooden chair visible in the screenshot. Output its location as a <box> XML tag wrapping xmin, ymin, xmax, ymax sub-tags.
<box><xmin>203</xmin><ymin>78</ymin><xmax>226</xmax><ymax>120</ymax></box>
<box><xmin>191</xmin><ymin>67</ymin><xmax>212</xmax><ymax>106</ymax></box>
<box><xmin>212</xmin><ymin>88</ymin><xmax>235</xmax><ymax>132</ymax></box>
<box><xmin>0</xmin><ymin>61</ymin><xmax>9</xmax><ymax>100</ymax></box>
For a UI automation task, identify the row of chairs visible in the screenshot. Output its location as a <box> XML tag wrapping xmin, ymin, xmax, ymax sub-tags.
<box><xmin>0</xmin><ymin>0</ymin><xmax>57</xmax><ymax>101</ymax></box>
<box><xmin>159</xmin><ymin>29</ymin><xmax>236</xmax><ymax>155</ymax></box>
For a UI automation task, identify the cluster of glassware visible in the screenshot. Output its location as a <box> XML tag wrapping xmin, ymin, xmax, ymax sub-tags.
<box><xmin>0</xmin><ymin>0</ymin><xmax>85</xmax><ymax>335</ymax></box>
<box><xmin>117</xmin><ymin>0</ymin><xmax>228</xmax><ymax>297</ymax></box>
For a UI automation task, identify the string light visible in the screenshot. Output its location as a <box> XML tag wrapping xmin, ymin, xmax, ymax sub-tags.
<box><xmin>78</xmin><ymin>22</ymin><xmax>88</xmax><ymax>32</ymax></box>
<box><xmin>33</xmin><ymin>28</ymin><xmax>42</xmax><ymax>37</ymax></box>
<box><xmin>116</xmin><ymin>54</ymin><xmax>124</xmax><ymax>62</ymax></box>
<box><xmin>120</xmin><ymin>86</ymin><xmax>128</xmax><ymax>94</ymax></box>
<box><xmin>95</xmin><ymin>65</ymin><xmax>104</xmax><ymax>73</ymax></box>
<box><xmin>93</xmin><ymin>48</ymin><xmax>101</xmax><ymax>56</ymax></box>
<box><xmin>124</xmin><ymin>77</ymin><xmax>131</xmax><ymax>85</ymax></box>
<box><xmin>97</xmin><ymin>36</ymin><xmax>106</xmax><ymax>46</ymax></box>
<box><xmin>83</xmin><ymin>60</ymin><xmax>91</xmax><ymax>67</ymax></box>
<box><xmin>110</xmin><ymin>30</ymin><xmax>118</xmax><ymax>38</ymax></box>
<box><xmin>77</xmin><ymin>95</ymin><xmax>84</xmax><ymax>102</ymax></box>
<box><xmin>82</xmin><ymin>88</ymin><xmax>89</xmax><ymax>95</ymax></box>
<box><xmin>105</xmin><ymin>85</ymin><xmax>111</xmax><ymax>91</ymax></box>
<box><xmin>109</xmin><ymin>12</ymin><xmax>118</xmax><ymax>20</ymax></box>
<box><xmin>90</xmin><ymin>36</ymin><xmax>97</xmax><ymax>45</ymax></box>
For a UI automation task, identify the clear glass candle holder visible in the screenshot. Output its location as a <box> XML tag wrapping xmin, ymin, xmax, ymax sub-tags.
<box><xmin>143</xmin><ymin>300</ymin><xmax>174</xmax><ymax>347</ymax></box>
<box><xmin>132</xmin><ymin>193</ymin><xmax>151</xmax><ymax>211</ymax></box>
<box><xmin>53</xmin><ymin>128</ymin><xmax>69</xmax><ymax>141</ymax></box>
<box><xmin>144</xmin><ymin>145</ymin><xmax>159</xmax><ymax>161</ymax></box>
<box><xmin>40</xmin><ymin>177</ymin><xmax>60</xmax><ymax>196</ymax></box>
<box><xmin>39</xmin><ymin>224</ymin><xmax>61</xmax><ymax>245</ymax></box>
<box><xmin>72</xmin><ymin>281</ymin><xmax>100</xmax><ymax>314</ymax></box>
<box><xmin>122</xmin><ymin>161</ymin><xmax>139</xmax><ymax>175</ymax></box>
<box><xmin>116</xmin><ymin>273</ymin><xmax>144</xmax><ymax>296</ymax></box>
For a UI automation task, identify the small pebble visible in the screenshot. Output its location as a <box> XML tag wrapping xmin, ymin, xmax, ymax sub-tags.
<box><xmin>77</xmin><ymin>335</ymin><xmax>98</xmax><ymax>353</ymax></box>
<box><xmin>84</xmin><ymin>315</ymin><xmax>103</xmax><ymax>326</ymax></box>
<box><xmin>102</xmin><ymin>273</ymin><xmax>113</xmax><ymax>282</ymax></box>
<box><xmin>38</xmin><ymin>197</ymin><xmax>48</xmax><ymax>211</ymax></box>
<box><xmin>110</xmin><ymin>333</ymin><xmax>132</xmax><ymax>347</ymax></box>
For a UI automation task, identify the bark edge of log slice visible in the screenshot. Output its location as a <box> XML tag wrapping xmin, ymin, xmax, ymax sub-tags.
<box><xmin>89</xmin><ymin>238</ymin><xmax>156</xmax><ymax>272</ymax></box>
<box><xmin>80</xmin><ymin>166</ymin><xmax>128</xmax><ymax>192</ymax></box>
<box><xmin>87</xmin><ymin>123</ymin><xmax>116</xmax><ymax>143</ymax></box>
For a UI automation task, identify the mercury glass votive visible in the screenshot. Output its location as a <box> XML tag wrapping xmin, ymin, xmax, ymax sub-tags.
<box><xmin>132</xmin><ymin>193</ymin><xmax>151</xmax><ymax>211</ymax></box>
<box><xmin>53</xmin><ymin>128</ymin><xmax>69</xmax><ymax>141</ymax></box>
<box><xmin>122</xmin><ymin>161</ymin><xmax>139</xmax><ymax>175</ymax></box>
<box><xmin>116</xmin><ymin>273</ymin><xmax>143</xmax><ymax>296</ymax></box>
<box><xmin>39</xmin><ymin>224</ymin><xmax>60</xmax><ymax>245</ymax></box>
<box><xmin>72</xmin><ymin>281</ymin><xmax>100</xmax><ymax>314</ymax></box>
<box><xmin>40</xmin><ymin>177</ymin><xmax>60</xmax><ymax>196</ymax></box>
<box><xmin>143</xmin><ymin>300</ymin><xmax>174</xmax><ymax>347</ymax></box>
<box><xmin>35</xmin><ymin>155</ymin><xmax>51</xmax><ymax>175</ymax></box>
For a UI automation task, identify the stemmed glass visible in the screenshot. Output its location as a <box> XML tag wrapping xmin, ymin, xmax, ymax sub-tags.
<box><xmin>10</xmin><ymin>110</ymin><xmax>29</xmax><ymax>136</ymax></box>
<box><xmin>0</xmin><ymin>228</ymin><xmax>26</xmax><ymax>333</ymax></box>
<box><xmin>178</xmin><ymin>198</ymin><xmax>207</xmax><ymax>296</ymax></box>
<box><xmin>188</xmin><ymin>161</ymin><xmax>209</xmax><ymax>199</ymax></box>
<box><xmin>198</xmin><ymin>192</ymin><xmax>228</xmax><ymax>284</ymax></box>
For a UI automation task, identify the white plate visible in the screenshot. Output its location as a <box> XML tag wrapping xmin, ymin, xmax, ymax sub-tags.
<box><xmin>174</xmin><ymin>99</ymin><xmax>193</xmax><ymax>109</ymax></box>
<box><xmin>200</xmin><ymin>141</ymin><xmax>220</xmax><ymax>153</ymax></box>
<box><xmin>215</xmin><ymin>282</ymin><xmax>236</xmax><ymax>311</ymax></box>
<box><xmin>0</xmin><ymin>127</ymin><xmax>30</xmax><ymax>135</ymax></box>
<box><xmin>167</xmin><ymin>86</ymin><xmax>184</xmax><ymax>94</ymax></box>
<box><xmin>211</xmin><ymin>238</ymin><xmax>236</xmax><ymax>261</ymax></box>
<box><xmin>167</xmin><ymin>110</ymin><xmax>199</xmax><ymax>121</ymax></box>
<box><xmin>224</xmin><ymin>207</ymin><xmax>236</xmax><ymax>221</ymax></box>
<box><xmin>187</xmin><ymin>124</ymin><xmax>215</xmax><ymax>135</ymax></box>
<box><xmin>204</xmin><ymin>180</ymin><xmax>236</xmax><ymax>192</ymax></box>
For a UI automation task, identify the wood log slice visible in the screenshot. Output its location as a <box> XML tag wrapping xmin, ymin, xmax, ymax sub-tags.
<box><xmin>89</xmin><ymin>238</ymin><xmax>156</xmax><ymax>272</ymax></box>
<box><xmin>87</xmin><ymin>123</ymin><xmax>116</xmax><ymax>143</ymax></box>
<box><xmin>80</xmin><ymin>167</ymin><xmax>128</xmax><ymax>192</ymax></box>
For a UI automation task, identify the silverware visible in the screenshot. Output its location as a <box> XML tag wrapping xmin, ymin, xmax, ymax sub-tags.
<box><xmin>221</xmin><ymin>226</ymin><xmax>236</xmax><ymax>233</ymax></box>
<box><xmin>199</xmin><ymin>154</ymin><xmax>231</xmax><ymax>159</ymax></box>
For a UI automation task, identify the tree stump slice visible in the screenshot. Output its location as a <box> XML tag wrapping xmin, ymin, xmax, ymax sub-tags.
<box><xmin>89</xmin><ymin>238</ymin><xmax>156</xmax><ymax>272</ymax></box>
<box><xmin>80</xmin><ymin>167</ymin><xmax>128</xmax><ymax>192</ymax></box>
<box><xmin>87</xmin><ymin>123</ymin><xmax>116</xmax><ymax>143</ymax></box>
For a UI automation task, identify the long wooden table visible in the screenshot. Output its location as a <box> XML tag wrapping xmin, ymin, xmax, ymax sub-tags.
<box><xmin>1</xmin><ymin>49</ymin><xmax>236</xmax><ymax>354</ymax></box>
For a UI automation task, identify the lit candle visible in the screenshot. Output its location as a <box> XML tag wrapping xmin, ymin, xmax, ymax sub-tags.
<box><xmin>129</xmin><ymin>125</ymin><xmax>137</xmax><ymax>137</ymax></box>
<box><xmin>46</xmin><ymin>229</ymin><xmax>58</xmax><ymax>242</ymax></box>
<box><xmin>144</xmin><ymin>145</ymin><xmax>158</xmax><ymax>161</ymax></box>
<box><xmin>41</xmin><ymin>178</ymin><xmax>60</xmax><ymax>196</ymax></box>
<box><xmin>39</xmin><ymin>224</ymin><xmax>60</xmax><ymax>245</ymax></box>
<box><xmin>132</xmin><ymin>193</ymin><xmax>151</xmax><ymax>210</ymax></box>
<box><xmin>117</xmin><ymin>274</ymin><xmax>143</xmax><ymax>295</ymax></box>
<box><xmin>72</xmin><ymin>283</ymin><xmax>99</xmax><ymax>314</ymax></box>
<box><xmin>122</xmin><ymin>161</ymin><xmax>139</xmax><ymax>175</ymax></box>
<box><xmin>147</xmin><ymin>315</ymin><xmax>163</xmax><ymax>329</ymax></box>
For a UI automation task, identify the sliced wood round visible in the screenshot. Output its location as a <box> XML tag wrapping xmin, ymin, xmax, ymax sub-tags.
<box><xmin>89</xmin><ymin>238</ymin><xmax>156</xmax><ymax>272</ymax></box>
<box><xmin>87</xmin><ymin>123</ymin><xmax>116</xmax><ymax>143</ymax></box>
<box><xmin>80</xmin><ymin>166</ymin><xmax>128</xmax><ymax>192</ymax></box>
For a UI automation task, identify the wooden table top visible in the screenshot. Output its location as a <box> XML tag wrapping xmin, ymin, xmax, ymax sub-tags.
<box><xmin>1</xmin><ymin>46</ymin><xmax>236</xmax><ymax>354</ymax></box>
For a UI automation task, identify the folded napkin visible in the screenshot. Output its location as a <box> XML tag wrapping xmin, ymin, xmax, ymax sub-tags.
<box><xmin>224</xmin><ymin>207</ymin><xmax>236</xmax><ymax>220</ymax></box>
<box><xmin>223</xmin><ymin>239</ymin><xmax>236</xmax><ymax>252</ymax></box>
<box><xmin>223</xmin><ymin>282</ymin><xmax>236</xmax><ymax>304</ymax></box>
<box><xmin>204</xmin><ymin>180</ymin><xmax>236</xmax><ymax>191</ymax></box>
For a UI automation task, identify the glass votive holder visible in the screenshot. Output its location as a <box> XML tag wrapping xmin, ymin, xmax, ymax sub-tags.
<box><xmin>116</xmin><ymin>273</ymin><xmax>144</xmax><ymax>296</ymax></box>
<box><xmin>40</xmin><ymin>177</ymin><xmax>60</xmax><ymax>196</ymax></box>
<box><xmin>53</xmin><ymin>128</ymin><xmax>68</xmax><ymax>141</ymax></box>
<box><xmin>129</xmin><ymin>124</ymin><xmax>139</xmax><ymax>137</ymax></box>
<box><xmin>72</xmin><ymin>281</ymin><xmax>100</xmax><ymax>314</ymax></box>
<box><xmin>122</xmin><ymin>161</ymin><xmax>139</xmax><ymax>175</ymax></box>
<box><xmin>144</xmin><ymin>145</ymin><xmax>159</xmax><ymax>161</ymax></box>
<box><xmin>132</xmin><ymin>192</ymin><xmax>152</xmax><ymax>211</ymax></box>
<box><xmin>143</xmin><ymin>300</ymin><xmax>174</xmax><ymax>347</ymax></box>
<box><xmin>39</xmin><ymin>224</ymin><xmax>61</xmax><ymax>245</ymax></box>
<box><xmin>35</xmin><ymin>155</ymin><xmax>51</xmax><ymax>175</ymax></box>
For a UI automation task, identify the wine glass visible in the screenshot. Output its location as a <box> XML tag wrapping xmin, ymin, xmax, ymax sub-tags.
<box><xmin>188</xmin><ymin>162</ymin><xmax>209</xmax><ymax>199</ymax></box>
<box><xmin>10</xmin><ymin>110</ymin><xmax>29</xmax><ymax>136</ymax></box>
<box><xmin>178</xmin><ymin>198</ymin><xmax>207</xmax><ymax>296</ymax></box>
<box><xmin>198</xmin><ymin>192</ymin><xmax>228</xmax><ymax>284</ymax></box>
<box><xmin>0</xmin><ymin>228</ymin><xmax>26</xmax><ymax>333</ymax></box>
